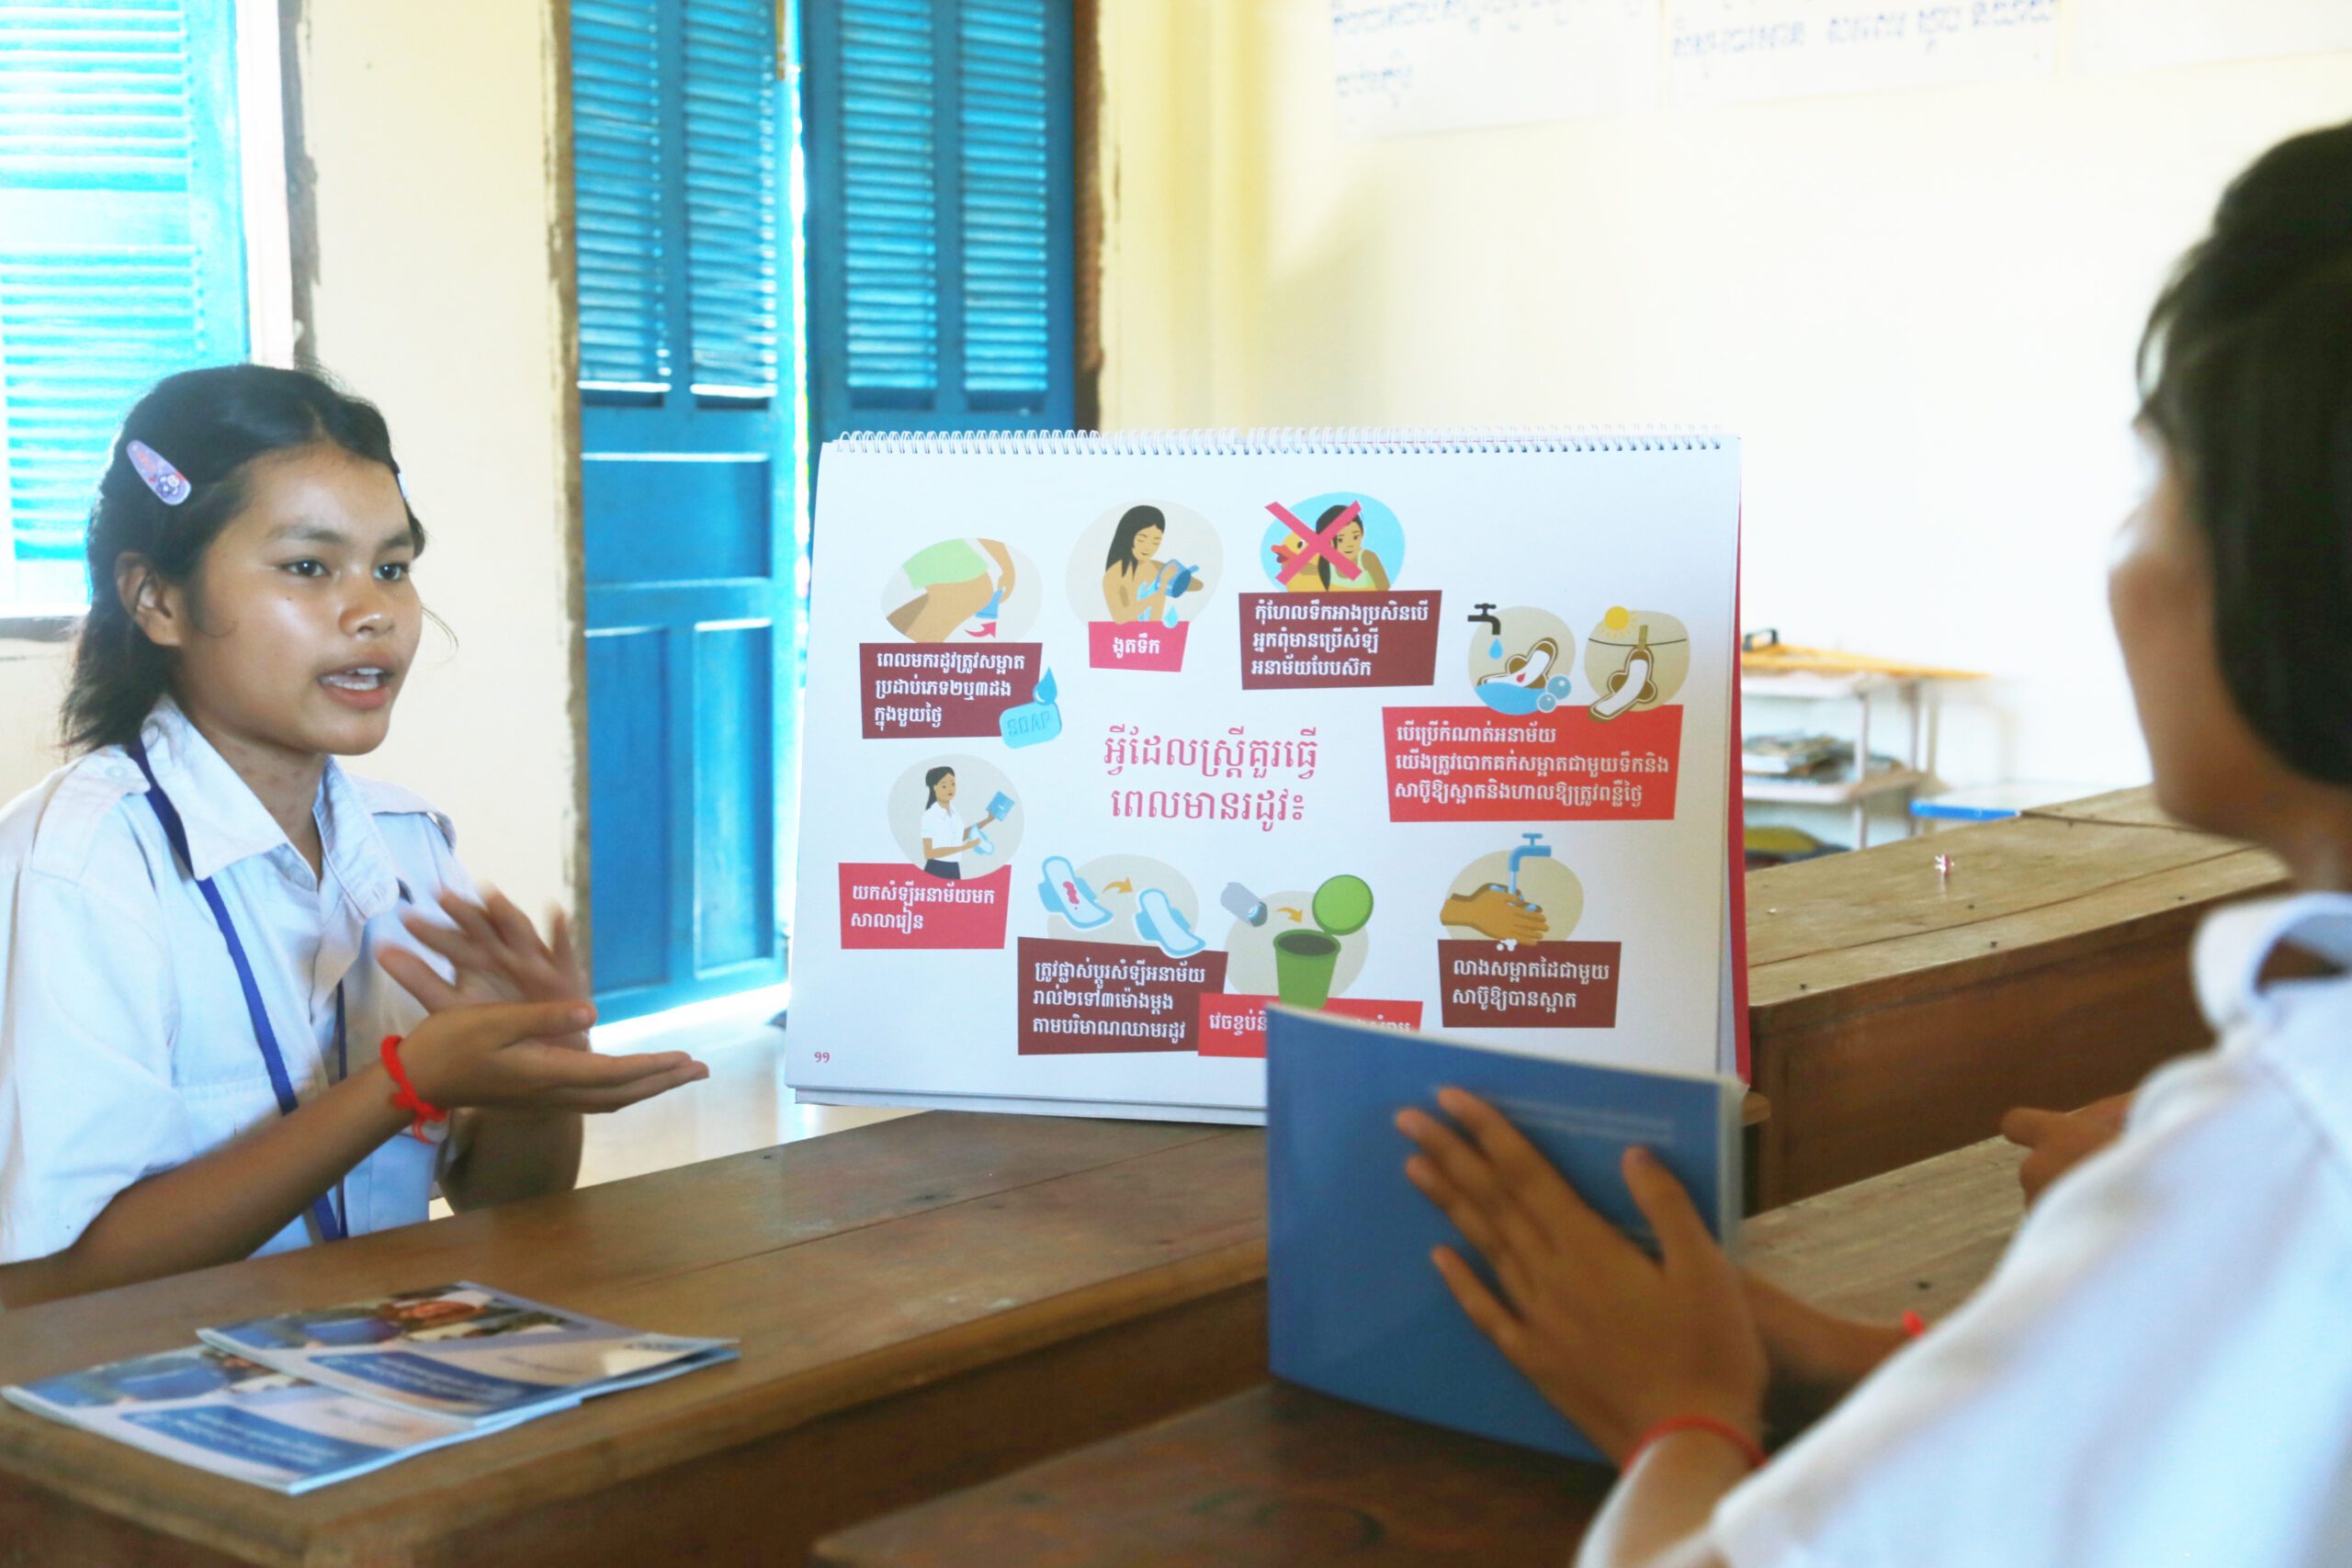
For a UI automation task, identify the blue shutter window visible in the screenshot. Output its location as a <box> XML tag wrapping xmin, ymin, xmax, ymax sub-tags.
<box><xmin>684</xmin><ymin>0</ymin><xmax>779</xmax><ymax>400</ymax></box>
<box><xmin>573</xmin><ymin>0</ymin><xmax>671</xmax><ymax>395</ymax></box>
<box><xmin>956</xmin><ymin>0</ymin><xmax>1048</xmax><ymax>408</ymax></box>
<box><xmin>0</xmin><ymin>0</ymin><xmax>246</xmax><ymax>604</ymax></box>
<box><xmin>806</xmin><ymin>0</ymin><xmax>1072</xmax><ymax>443</ymax></box>
<box><xmin>839</xmin><ymin>0</ymin><xmax>939</xmax><ymax>406</ymax></box>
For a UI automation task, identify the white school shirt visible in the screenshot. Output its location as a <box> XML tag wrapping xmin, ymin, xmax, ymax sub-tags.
<box><xmin>919</xmin><ymin>802</ymin><xmax>967</xmax><ymax>863</ymax></box>
<box><xmin>1712</xmin><ymin>892</ymin><xmax>2352</xmax><ymax>1568</ymax></box>
<box><xmin>0</xmin><ymin>698</ymin><xmax>472</xmax><ymax>1264</ymax></box>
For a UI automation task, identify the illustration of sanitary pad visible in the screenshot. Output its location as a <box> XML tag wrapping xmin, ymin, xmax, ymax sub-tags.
<box><xmin>1000</xmin><ymin>669</ymin><xmax>1064</xmax><ymax>749</ymax></box>
<box><xmin>1220</xmin><ymin>881</ymin><xmax>1268</xmax><ymax>927</ymax></box>
<box><xmin>1038</xmin><ymin>855</ymin><xmax>1114</xmax><ymax>930</ymax></box>
<box><xmin>1476</xmin><ymin>636</ymin><xmax>1560</xmax><ymax>691</ymax></box>
<box><xmin>971</xmin><ymin>792</ymin><xmax>1016</xmax><ymax>857</ymax></box>
<box><xmin>1589</xmin><ymin>647</ymin><xmax>1656</xmax><ymax>721</ymax></box>
<box><xmin>1135</xmin><ymin>888</ymin><xmax>1207</xmax><ymax>957</ymax></box>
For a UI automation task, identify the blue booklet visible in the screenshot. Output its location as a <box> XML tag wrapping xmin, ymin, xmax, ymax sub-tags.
<box><xmin>1267</xmin><ymin>1007</ymin><xmax>1744</xmax><ymax>1463</ymax></box>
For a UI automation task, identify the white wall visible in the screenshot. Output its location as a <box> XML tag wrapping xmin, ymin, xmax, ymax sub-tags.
<box><xmin>1099</xmin><ymin>4</ymin><xmax>2352</xmax><ymax>803</ymax></box>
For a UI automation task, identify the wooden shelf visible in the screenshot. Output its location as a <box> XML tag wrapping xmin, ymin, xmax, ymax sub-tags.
<box><xmin>1742</xmin><ymin>765</ymin><xmax>1928</xmax><ymax>807</ymax></box>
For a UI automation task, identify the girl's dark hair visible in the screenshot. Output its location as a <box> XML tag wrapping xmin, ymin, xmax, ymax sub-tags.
<box><xmin>2137</xmin><ymin>120</ymin><xmax>2352</xmax><ymax>785</ymax></box>
<box><xmin>1105</xmin><ymin>504</ymin><xmax>1164</xmax><ymax>574</ymax></box>
<box><xmin>924</xmin><ymin>765</ymin><xmax>955</xmax><ymax>806</ymax></box>
<box><xmin>63</xmin><ymin>364</ymin><xmax>424</xmax><ymax>753</ymax></box>
<box><xmin>1313</xmin><ymin>502</ymin><xmax>1354</xmax><ymax>588</ymax></box>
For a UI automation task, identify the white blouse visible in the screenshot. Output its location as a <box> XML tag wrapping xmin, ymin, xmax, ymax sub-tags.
<box><xmin>1713</xmin><ymin>892</ymin><xmax>2352</xmax><ymax>1568</ymax></box>
<box><xmin>0</xmin><ymin>698</ymin><xmax>472</xmax><ymax>1263</ymax></box>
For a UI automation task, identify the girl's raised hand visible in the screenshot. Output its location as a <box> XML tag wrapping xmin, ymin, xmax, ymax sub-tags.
<box><xmin>389</xmin><ymin>892</ymin><xmax>591</xmax><ymax>1052</ymax></box>
<box><xmin>394</xmin><ymin>1000</ymin><xmax>707</xmax><ymax>1114</ymax></box>
<box><xmin>1396</xmin><ymin>1088</ymin><xmax>1769</xmax><ymax>1465</ymax></box>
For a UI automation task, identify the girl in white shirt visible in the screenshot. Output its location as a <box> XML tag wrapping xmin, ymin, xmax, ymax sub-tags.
<box><xmin>1397</xmin><ymin>119</ymin><xmax>2352</xmax><ymax>1568</ymax></box>
<box><xmin>0</xmin><ymin>366</ymin><xmax>707</xmax><ymax>1310</ymax></box>
<box><xmin>918</xmin><ymin>765</ymin><xmax>994</xmax><ymax>879</ymax></box>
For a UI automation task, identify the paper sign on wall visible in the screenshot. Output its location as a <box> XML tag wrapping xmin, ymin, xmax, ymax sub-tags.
<box><xmin>1666</xmin><ymin>0</ymin><xmax>2060</xmax><ymax>107</ymax></box>
<box><xmin>786</xmin><ymin>430</ymin><xmax>1744</xmax><ymax>1122</ymax></box>
<box><xmin>1331</xmin><ymin>0</ymin><xmax>1662</xmax><ymax>137</ymax></box>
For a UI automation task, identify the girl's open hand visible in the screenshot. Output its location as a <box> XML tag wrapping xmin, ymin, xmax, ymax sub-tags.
<box><xmin>1397</xmin><ymin>1088</ymin><xmax>1768</xmax><ymax>1464</ymax></box>
<box><xmin>395</xmin><ymin>1000</ymin><xmax>707</xmax><ymax>1114</ymax></box>
<box><xmin>388</xmin><ymin>892</ymin><xmax>591</xmax><ymax>1053</ymax></box>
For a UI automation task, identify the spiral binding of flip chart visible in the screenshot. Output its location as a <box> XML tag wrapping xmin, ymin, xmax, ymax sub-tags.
<box><xmin>826</xmin><ymin>426</ymin><xmax>1727</xmax><ymax>457</ymax></box>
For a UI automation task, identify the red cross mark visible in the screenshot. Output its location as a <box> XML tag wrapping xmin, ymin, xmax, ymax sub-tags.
<box><xmin>1266</xmin><ymin>500</ymin><xmax>1364</xmax><ymax>586</ymax></box>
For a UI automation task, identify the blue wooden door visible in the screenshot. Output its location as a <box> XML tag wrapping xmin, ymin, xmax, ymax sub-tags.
<box><xmin>572</xmin><ymin>0</ymin><xmax>795</xmax><ymax>1020</ymax></box>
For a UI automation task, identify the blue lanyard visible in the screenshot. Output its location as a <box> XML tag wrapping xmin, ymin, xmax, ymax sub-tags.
<box><xmin>128</xmin><ymin>739</ymin><xmax>348</xmax><ymax>1245</ymax></box>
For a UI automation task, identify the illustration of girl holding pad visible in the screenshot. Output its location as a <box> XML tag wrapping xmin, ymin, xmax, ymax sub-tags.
<box><xmin>918</xmin><ymin>767</ymin><xmax>994</xmax><ymax>880</ymax></box>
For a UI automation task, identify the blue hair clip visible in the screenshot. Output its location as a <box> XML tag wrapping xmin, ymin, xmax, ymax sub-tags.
<box><xmin>126</xmin><ymin>440</ymin><xmax>190</xmax><ymax>506</ymax></box>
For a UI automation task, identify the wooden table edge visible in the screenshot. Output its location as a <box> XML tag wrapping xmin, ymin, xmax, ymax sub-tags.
<box><xmin>0</xmin><ymin>1236</ymin><xmax>1273</xmax><ymax>1565</ymax></box>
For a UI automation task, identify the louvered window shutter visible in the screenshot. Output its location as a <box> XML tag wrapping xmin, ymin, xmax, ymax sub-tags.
<box><xmin>573</xmin><ymin>0</ymin><xmax>670</xmax><ymax>393</ymax></box>
<box><xmin>805</xmin><ymin>0</ymin><xmax>1072</xmax><ymax>445</ymax></box>
<box><xmin>573</xmin><ymin>0</ymin><xmax>778</xmax><ymax>404</ymax></box>
<box><xmin>0</xmin><ymin>0</ymin><xmax>248</xmax><ymax>606</ymax></box>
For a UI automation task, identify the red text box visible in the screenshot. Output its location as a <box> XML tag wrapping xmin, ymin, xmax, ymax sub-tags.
<box><xmin>1197</xmin><ymin>994</ymin><xmax>1426</xmax><ymax>1058</ymax></box>
<box><xmin>1385</xmin><ymin>705</ymin><xmax>1683</xmax><ymax>821</ymax></box>
<box><xmin>1088</xmin><ymin>619</ymin><xmax>1191</xmax><ymax>671</ymax></box>
<box><xmin>837</xmin><ymin>863</ymin><xmax>1012</xmax><ymax>949</ymax></box>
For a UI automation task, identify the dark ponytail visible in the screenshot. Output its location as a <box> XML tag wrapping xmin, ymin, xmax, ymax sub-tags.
<box><xmin>63</xmin><ymin>365</ymin><xmax>425</xmax><ymax>754</ymax></box>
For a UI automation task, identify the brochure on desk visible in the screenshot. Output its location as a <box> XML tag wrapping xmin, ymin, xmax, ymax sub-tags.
<box><xmin>199</xmin><ymin>1282</ymin><xmax>734</xmax><ymax>1423</ymax></box>
<box><xmin>1267</xmin><ymin>1007</ymin><xmax>1745</xmax><ymax>1461</ymax></box>
<box><xmin>3</xmin><ymin>1346</ymin><xmax>524</xmax><ymax>1495</ymax></box>
<box><xmin>5</xmin><ymin>1284</ymin><xmax>733</xmax><ymax>1494</ymax></box>
<box><xmin>786</xmin><ymin>429</ymin><xmax>1747</xmax><ymax>1121</ymax></box>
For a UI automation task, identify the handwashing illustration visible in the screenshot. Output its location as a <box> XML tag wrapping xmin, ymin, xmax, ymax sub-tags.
<box><xmin>1586</xmin><ymin>606</ymin><xmax>1690</xmax><ymax>720</ymax></box>
<box><xmin>1465</xmin><ymin>604</ymin><xmax>1578</xmax><ymax>716</ymax></box>
<box><xmin>1441</xmin><ymin>840</ymin><xmax>1583</xmax><ymax>949</ymax></box>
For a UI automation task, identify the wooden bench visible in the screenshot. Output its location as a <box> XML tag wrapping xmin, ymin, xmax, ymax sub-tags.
<box><xmin>0</xmin><ymin>1113</ymin><xmax>1270</xmax><ymax>1566</ymax></box>
<box><xmin>812</xmin><ymin>1136</ymin><xmax>2025</xmax><ymax>1567</ymax></box>
<box><xmin>1746</xmin><ymin>786</ymin><xmax>2280</xmax><ymax>1203</ymax></box>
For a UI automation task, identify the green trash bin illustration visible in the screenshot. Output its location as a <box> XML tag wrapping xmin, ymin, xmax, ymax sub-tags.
<box><xmin>1273</xmin><ymin>874</ymin><xmax>1374</xmax><ymax>1010</ymax></box>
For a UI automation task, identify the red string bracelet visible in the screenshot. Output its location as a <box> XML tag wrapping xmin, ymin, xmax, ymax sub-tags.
<box><xmin>379</xmin><ymin>1034</ymin><xmax>447</xmax><ymax>1142</ymax></box>
<box><xmin>1622</xmin><ymin>1414</ymin><xmax>1768</xmax><ymax>1475</ymax></box>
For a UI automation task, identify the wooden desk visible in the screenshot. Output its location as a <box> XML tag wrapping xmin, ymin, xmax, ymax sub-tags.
<box><xmin>1746</xmin><ymin>786</ymin><xmax>2281</xmax><ymax>1204</ymax></box>
<box><xmin>813</xmin><ymin>1137</ymin><xmax>2024</xmax><ymax>1568</ymax></box>
<box><xmin>0</xmin><ymin>1113</ymin><xmax>1269</xmax><ymax>1566</ymax></box>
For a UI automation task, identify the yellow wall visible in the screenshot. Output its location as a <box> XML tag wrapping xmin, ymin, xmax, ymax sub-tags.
<box><xmin>1099</xmin><ymin>4</ymin><xmax>2352</xmax><ymax>794</ymax></box>
<box><xmin>291</xmin><ymin>0</ymin><xmax>583</xmax><ymax>923</ymax></box>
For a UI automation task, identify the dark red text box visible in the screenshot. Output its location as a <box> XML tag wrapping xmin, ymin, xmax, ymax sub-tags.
<box><xmin>1437</xmin><ymin>941</ymin><xmax>1623</xmax><ymax>1028</ymax></box>
<box><xmin>1018</xmin><ymin>937</ymin><xmax>1230</xmax><ymax>1055</ymax></box>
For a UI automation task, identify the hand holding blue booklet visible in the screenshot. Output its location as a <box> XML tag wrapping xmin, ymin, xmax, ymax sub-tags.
<box><xmin>1267</xmin><ymin>1007</ymin><xmax>1744</xmax><ymax>1464</ymax></box>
